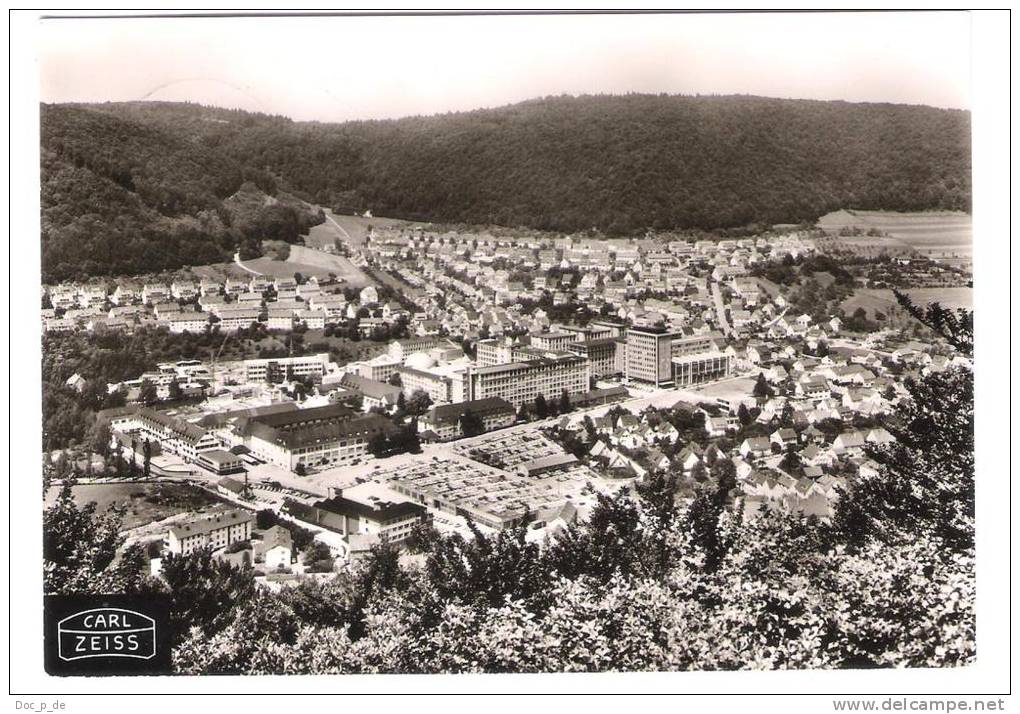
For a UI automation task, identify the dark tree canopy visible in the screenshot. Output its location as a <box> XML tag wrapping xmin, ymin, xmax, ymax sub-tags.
<box><xmin>459</xmin><ymin>409</ymin><xmax>485</xmax><ymax>438</ymax></box>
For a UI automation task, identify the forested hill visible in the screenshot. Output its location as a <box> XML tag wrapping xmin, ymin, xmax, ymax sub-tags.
<box><xmin>42</xmin><ymin>95</ymin><xmax>970</xmax><ymax>278</ymax></box>
<box><xmin>40</xmin><ymin>104</ymin><xmax>324</xmax><ymax>282</ymax></box>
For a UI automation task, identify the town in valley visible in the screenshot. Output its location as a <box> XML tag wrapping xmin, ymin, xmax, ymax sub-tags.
<box><xmin>42</xmin><ymin>212</ymin><xmax>973</xmax><ymax>581</ymax></box>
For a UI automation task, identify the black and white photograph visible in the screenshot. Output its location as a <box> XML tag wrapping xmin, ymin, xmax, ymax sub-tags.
<box><xmin>8</xmin><ymin>7</ymin><xmax>1012</xmax><ymax>706</ymax></box>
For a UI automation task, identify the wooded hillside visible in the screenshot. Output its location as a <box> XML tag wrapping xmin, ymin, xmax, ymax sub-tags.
<box><xmin>42</xmin><ymin>95</ymin><xmax>971</xmax><ymax>279</ymax></box>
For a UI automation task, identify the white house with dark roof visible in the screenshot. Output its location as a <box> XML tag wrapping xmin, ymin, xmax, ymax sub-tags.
<box><xmin>111</xmin><ymin>283</ymin><xmax>141</xmax><ymax>305</ymax></box>
<box><xmin>141</xmin><ymin>284</ymin><xmax>170</xmax><ymax>305</ymax></box>
<box><xmin>832</xmin><ymin>430</ymin><xmax>867</xmax><ymax>454</ymax></box>
<box><xmin>171</xmin><ymin>281</ymin><xmax>198</xmax><ymax>300</ymax></box>
<box><xmin>739</xmin><ymin>436</ymin><xmax>773</xmax><ymax>459</ymax></box>
<box><xmin>254</xmin><ymin>525</ymin><xmax>293</xmax><ymax>569</ymax></box>
<box><xmin>770</xmin><ymin>428</ymin><xmax>799</xmax><ymax>449</ymax></box>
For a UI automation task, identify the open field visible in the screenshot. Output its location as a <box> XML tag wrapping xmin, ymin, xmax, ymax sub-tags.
<box><xmin>286</xmin><ymin>244</ymin><xmax>372</xmax><ymax>287</ymax></box>
<box><xmin>817</xmin><ymin>210</ymin><xmax>972</xmax><ymax>267</ymax></box>
<box><xmin>189</xmin><ymin>258</ymin><xmax>331</xmax><ymax>281</ymax></box>
<box><xmin>188</xmin><ymin>247</ymin><xmax>371</xmax><ymax>287</ymax></box>
<box><xmin>188</xmin><ymin>262</ymin><xmax>254</xmax><ymax>281</ymax></box>
<box><xmin>689</xmin><ymin>376</ymin><xmax>757</xmax><ymax>403</ymax></box>
<box><xmin>305</xmin><ymin>209</ymin><xmax>413</xmax><ymax>250</ymax></box>
<box><xmin>811</xmin><ymin>271</ymin><xmax>836</xmax><ymax>288</ymax></box>
<box><xmin>903</xmin><ymin>287</ymin><xmax>973</xmax><ymax>310</ymax></box>
<box><xmin>839</xmin><ymin>289</ymin><xmax>900</xmax><ymax>320</ymax></box>
<box><xmin>44</xmin><ymin>482</ymin><xmax>225</xmax><ymax>531</ymax></box>
<box><xmin>840</xmin><ymin>287</ymin><xmax>973</xmax><ymax>320</ymax></box>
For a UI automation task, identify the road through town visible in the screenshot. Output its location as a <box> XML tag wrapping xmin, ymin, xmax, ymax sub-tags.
<box><xmin>711</xmin><ymin>280</ymin><xmax>733</xmax><ymax>336</ymax></box>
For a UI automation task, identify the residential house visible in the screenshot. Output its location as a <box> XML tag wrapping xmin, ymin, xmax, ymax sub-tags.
<box><xmin>832</xmin><ymin>431</ymin><xmax>867</xmax><ymax>454</ymax></box>
<box><xmin>770</xmin><ymin>428</ymin><xmax>798</xmax><ymax>449</ymax></box>
<box><xmin>297</xmin><ymin>309</ymin><xmax>326</xmax><ymax>330</ymax></box>
<box><xmin>111</xmin><ymin>283</ymin><xmax>141</xmax><ymax>305</ymax></box>
<box><xmin>739</xmin><ymin>436</ymin><xmax>773</xmax><ymax>459</ymax></box>
<box><xmin>704</xmin><ymin>416</ymin><xmax>732</xmax><ymax>438</ymax></box>
<box><xmin>141</xmin><ymin>284</ymin><xmax>170</xmax><ymax>305</ymax></box>
<box><xmin>171</xmin><ymin>281</ymin><xmax>198</xmax><ymax>300</ymax></box>
<box><xmin>254</xmin><ymin>525</ymin><xmax>293</xmax><ymax>570</ymax></box>
<box><xmin>340</xmin><ymin>374</ymin><xmax>402</xmax><ymax>412</ymax></box>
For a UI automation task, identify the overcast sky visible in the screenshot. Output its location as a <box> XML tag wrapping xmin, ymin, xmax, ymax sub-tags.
<box><xmin>38</xmin><ymin>12</ymin><xmax>971</xmax><ymax>122</ymax></box>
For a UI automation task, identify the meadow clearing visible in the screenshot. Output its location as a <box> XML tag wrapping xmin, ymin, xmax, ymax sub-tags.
<box><xmin>304</xmin><ymin>209</ymin><xmax>412</xmax><ymax>250</ymax></box>
<box><xmin>188</xmin><ymin>244</ymin><xmax>372</xmax><ymax>287</ymax></box>
<box><xmin>840</xmin><ymin>287</ymin><xmax>973</xmax><ymax>320</ymax></box>
<box><xmin>44</xmin><ymin>482</ymin><xmax>224</xmax><ymax>531</ymax></box>
<box><xmin>817</xmin><ymin>209</ymin><xmax>973</xmax><ymax>269</ymax></box>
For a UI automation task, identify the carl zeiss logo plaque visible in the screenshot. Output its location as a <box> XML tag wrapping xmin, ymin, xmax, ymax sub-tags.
<box><xmin>45</xmin><ymin>595</ymin><xmax>171</xmax><ymax>675</ymax></box>
<box><xmin>58</xmin><ymin>608</ymin><xmax>156</xmax><ymax>661</ymax></box>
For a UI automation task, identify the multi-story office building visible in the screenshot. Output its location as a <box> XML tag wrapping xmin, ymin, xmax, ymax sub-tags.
<box><xmin>388</xmin><ymin>335</ymin><xmax>448</xmax><ymax>362</ymax></box>
<box><xmin>557</xmin><ymin>325</ymin><xmax>591</xmax><ymax>342</ymax></box>
<box><xmin>671</xmin><ymin>332</ymin><xmax>724</xmax><ymax>358</ymax></box>
<box><xmin>566</xmin><ymin>337</ymin><xmax>619</xmax><ymax>379</ymax></box>
<box><xmin>672</xmin><ymin>351</ymin><xmax>733</xmax><ymax>387</ymax></box>
<box><xmin>585</xmin><ymin>320</ymin><xmax>626</xmax><ymax>340</ymax></box>
<box><xmin>466</xmin><ymin>353</ymin><xmax>590</xmax><ymax>409</ymax></box>
<box><xmin>395</xmin><ymin>365</ymin><xmax>456</xmax><ymax>403</ymax></box>
<box><xmin>624</xmin><ymin>326</ymin><xmax>676</xmax><ymax>386</ymax></box>
<box><xmin>557</xmin><ymin>321</ymin><xmax>624</xmax><ymax>344</ymax></box>
<box><xmin>530</xmin><ymin>331</ymin><xmax>578</xmax><ymax>351</ymax></box>
<box><xmin>351</xmin><ymin>354</ymin><xmax>401</xmax><ymax>383</ymax></box>
<box><xmin>339</xmin><ymin>374</ymin><xmax>402</xmax><ymax>412</ymax></box>
<box><xmin>195</xmin><ymin>448</ymin><xmax>246</xmax><ymax>476</ymax></box>
<box><xmin>243</xmin><ymin>353</ymin><xmax>331</xmax><ymax>384</ymax></box>
<box><xmin>284</xmin><ymin>491</ymin><xmax>428</xmax><ymax>546</ymax></box>
<box><xmin>625</xmin><ymin>327</ymin><xmax>728</xmax><ymax>388</ymax></box>
<box><xmin>475</xmin><ymin>337</ymin><xmax>514</xmax><ymax>366</ymax></box>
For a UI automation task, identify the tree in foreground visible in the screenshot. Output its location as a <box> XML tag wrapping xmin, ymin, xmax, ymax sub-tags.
<box><xmin>43</xmin><ymin>479</ymin><xmax>146</xmax><ymax>594</ymax></box>
<box><xmin>752</xmin><ymin>372</ymin><xmax>773</xmax><ymax>400</ymax></box>
<box><xmin>534</xmin><ymin>393</ymin><xmax>549</xmax><ymax>419</ymax></box>
<box><xmin>834</xmin><ymin>294</ymin><xmax>974</xmax><ymax>554</ymax></box>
